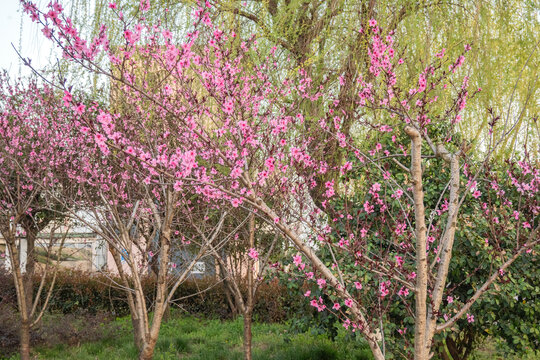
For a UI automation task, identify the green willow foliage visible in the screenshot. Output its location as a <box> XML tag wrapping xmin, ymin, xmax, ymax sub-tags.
<box><xmin>393</xmin><ymin>0</ymin><xmax>539</xmax><ymax>159</ymax></box>
<box><xmin>210</xmin><ymin>0</ymin><xmax>539</xmax><ymax>159</ymax></box>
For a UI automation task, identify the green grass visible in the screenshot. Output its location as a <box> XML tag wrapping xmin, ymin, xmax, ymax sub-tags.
<box><xmin>470</xmin><ymin>338</ymin><xmax>540</xmax><ymax>360</ymax></box>
<box><xmin>21</xmin><ymin>315</ymin><xmax>373</xmax><ymax>360</ymax></box>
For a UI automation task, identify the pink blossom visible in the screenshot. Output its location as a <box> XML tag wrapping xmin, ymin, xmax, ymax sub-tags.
<box><xmin>223</xmin><ymin>99</ymin><xmax>234</xmax><ymax>114</ymax></box>
<box><xmin>379</xmin><ymin>281</ymin><xmax>390</xmax><ymax>297</ymax></box>
<box><xmin>293</xmin><ymin>253</ymin><xmax>303</xmax><ymax>266</ymax></box>
<box><xmin>247</xmin><ymin>248</ymin><xmax>259</xmax><ymax>260</ymax></box>
<box><xmin>231</xmin><ymin>198</ymin><xmax>242</xmax><ymax>207</ymax></box>
<box><xmin>392</xmin><ymin>189</ymin><xmax>403</xmax><ymax>199</ymax></box>
<box><xmin>63</xmin><ymin>91</ymin><xmax>72</xmax><ymax>106</ymax></box>
<box><xmin>140</xmin><ymin>0</ymin><xmax>150</xmax><ymax>12</ymax></box>
<box><xmin>395</xmin><ymin>255</ymin><xmax>404</xmax><ymax>268</ymax></box>
<box><xmin>75</xmin><ymin>103</ymin><xmax>86</xmax><ymax>115</ymax></box>
<box><xmin>354</xmin><ymin>229</ymin><xmax>366</xmax><ymax>241</ymax></box>
<box><xmin>398</xmin><ymin>287</ymin><xmax>409</xmax><ymax>297</ymax></box>
<box><xmin>41</xmin><ymin>26</ymin><xmax>52</xmax><ymax>39</ymax></box>
<box><xmin>325</xmin><ymin>180</ymin><xmax>335</xmax><ymax>198</ymax></box>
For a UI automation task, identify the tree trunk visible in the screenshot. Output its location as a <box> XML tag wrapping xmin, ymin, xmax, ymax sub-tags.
<box><xmin>243</xmin><ymin>214</ymin><xmax>255</xmax><ymax>360</ymax></box>
<box><xmin>223</xmin><ymin>279</ymin><xmax>238</xmax><ymax>316</ymax></box>
<box><xmin>404</xmin><ymin>126</ymin><xmax>429</xmax><ymax>360</ymax></box>
<box><xmin>256</xmin><ymin>200</ymin><xmax>385</xmax><ymax>359</ymax></box>
<box><xmin>20</xmin><ymin>319</ymin><xmax>31</xmax><ymax>360</ymax></box>
<box><xmin>110</xmin><ymin>246</ymin><xmax>146</xmax><ymax>351</ymax></box>
<box><xmin>6</xmin><ymin>236</ymin><xmax>32</xmax><ymax>360</ymax></box>
<box><xmin>131</xmin><ymin>315</ymin><xmax>145</xmax><ymax>351</ymax></box>
<box><xmin>23</xmin><ymin>226</ymin><xmax>37</xmax><ymax>319</ymax></box>
<box><xmin>138</xmin><ymin>196</ymin><xmax>175</xmax><ymax>360</ymax></box>
<box><xmin>243</xmin><ymin>312</ymin><xmax>253</xmax><ymax>360</ymax></box>
<box><xmin>21</xmin><ymin>228</ymin><xmax>36</xmax><ymax>360</ymax></box>
<box><xmin>139</xmin><ymin>338</ymin><xmax>157</xmax><ymax>360</ymax></box>
<box><xmin>218</xmin><ymin>257</ymin><xmax>238</xmax><ymax>317</ymax></box>
<box><xmin>367</xmin><ymin>340</ymin><xmax>386</xmax><ymax>360</ymax></box>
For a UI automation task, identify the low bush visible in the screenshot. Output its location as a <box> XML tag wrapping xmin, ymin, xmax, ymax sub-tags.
<box><xmin>0</xmin><ymin>269</ymin><xmax>303</xmax><ymax>321</ymax></box>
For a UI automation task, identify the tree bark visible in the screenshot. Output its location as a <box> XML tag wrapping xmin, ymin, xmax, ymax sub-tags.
<box><xmin>424</xmin><ymin>156</ymin><xmax>460</xmax><ymax>352</ymax></box>
<box><xmin>138</xmin><ymin>190</ymin><xmax>176</xmax><ymax>360</ymax></box>
<box><xmin>23</xmin><ymin>229</ymin><xmax>36</xmax><ymax>316</ymax></box>
<box><xmin>404</xmin><ymin>126</ymin><xmax>429</xmax><ymax>360</ymax></box>
<box><xmin>243</xmin><ymin>311</ymin><xmax>253</xmax><ymax>360</ymax></box>
<box><xmin>20</xmin><ymin>319</ymin><xmax>31</xmax><ymax>360</ymax></box>
<box><xmin>5</xmin><ymin>236</ymin><xmax>31</xmax><ymax>360</ymax></box>
<box><xmin>139</xmin><ymin>337</ymin><xmax>158</xmax><ymax>360</ymax></box>
<box><xmin>20</xmin><ymin>227</ymin><xmax>37</xmax><ymax>360</ymax></box>
<box><xmin>110</xmin><ymin>246</ymin><xmax>146</xmax><ymax>351</ymax></box>
<box><xmin>243</xmin><ymin>214</ymin><xmax>255</xmax><ymax>360</ymax></box>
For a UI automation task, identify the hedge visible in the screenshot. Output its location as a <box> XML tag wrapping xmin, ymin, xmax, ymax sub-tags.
<box><xmin>0</xmin><ymin>268</ymin><xmax>302</xmax><ymax>323</ymax></box>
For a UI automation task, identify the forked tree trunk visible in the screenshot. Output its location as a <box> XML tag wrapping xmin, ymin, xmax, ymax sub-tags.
<box><xmin>109</xmin><ymin>246</ymin><xmax>145</xmax><ymax>351</ymax></box>
<box><xmin>139</xmin><ymin>336</ymin><xmax>158</xmax><ymax>360</ymax></box>
<box><xmin>138</xmin><ymin>198</ymin><xmax>175</xmax><ymax>360</ymax></box>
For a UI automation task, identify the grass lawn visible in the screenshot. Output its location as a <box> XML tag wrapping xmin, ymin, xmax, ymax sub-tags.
<box><xmin>6</xmin><ymin>313</ymin><xmax>537</xmax><ymax>360</ymax></box>
<box><xmin>20</xmin><ymin>315</ymin><xmax>374</xmax><ymax>360</ymax></box>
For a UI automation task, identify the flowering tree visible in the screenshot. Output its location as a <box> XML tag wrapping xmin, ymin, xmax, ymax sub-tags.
<box><xmin>201</xmin><ymin>210</ymin><xmax>281</xmax><ymax>360</ymax></box>
<box><xmin>41</xmin><ymin>72</ymin><xmax>240</xmax><ymax>360</ymax></box>
<box><xmin>21</xmin><ymin>1</ymin><xmax>539</xmax><ymax>359</ymax></box>
<box><xmin>0</xmin><ymin>77</ymin><xmax>82</xmax><ymax>360</ymax></box>
<box><xmin>1</xmin><ymin>77</ymin><xmax>235</xmax><ymax>360</ymax></box>
<box><xmin>62</xmin><ymin>165</ymin><xmax>230</xmax><ymax>359</ymax></box>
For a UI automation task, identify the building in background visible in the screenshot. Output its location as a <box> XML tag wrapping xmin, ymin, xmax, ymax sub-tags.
<box><xmin>0</xmin><ymin>228</ymin><xmax>216</xmax><ymax>278</ymax></box>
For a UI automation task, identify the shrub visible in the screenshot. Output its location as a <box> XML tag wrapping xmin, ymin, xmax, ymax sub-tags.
<box><xmin>1</xmin><ymin>269</ymin><xmax>304</xmax><ymax>321</ymax></box>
